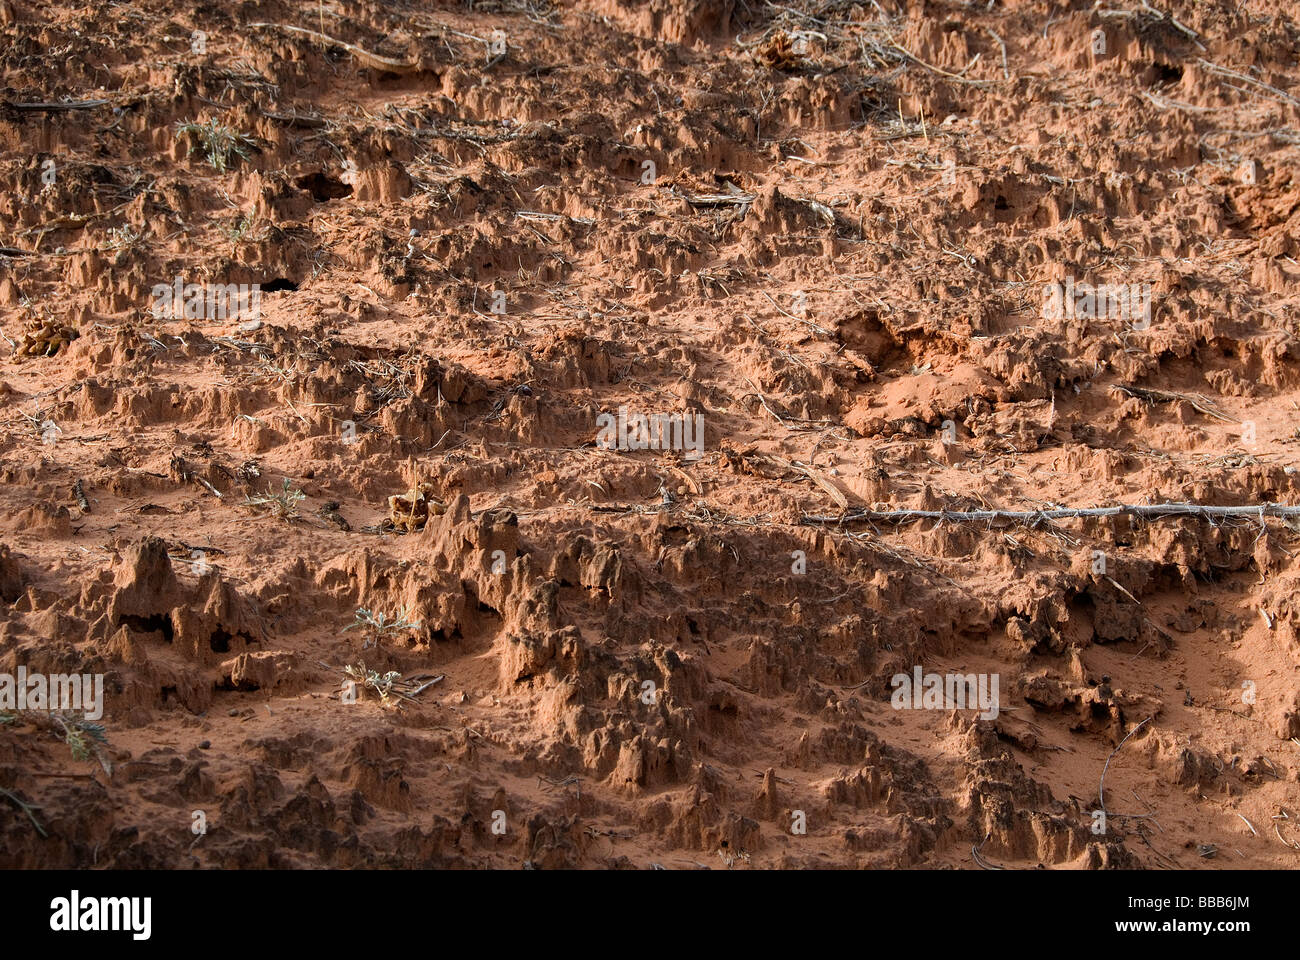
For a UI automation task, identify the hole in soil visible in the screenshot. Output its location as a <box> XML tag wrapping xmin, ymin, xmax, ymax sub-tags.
<box><xmin>209</xmin><ymin>629</ymin><xmax>232</xmax><ymax>653</ymax></box>
<box><xmin>260</xmin><ymin>278</ymin><xmax>298</xmax><ymax>293</ymax></box>
<box><xmin>1154</xmin><ymin>62</ymin><xmax>1183</xmax><ymax>83</ymax></box>
<box><xmin>120</xmin><ymin>613</ymin><xmax>174</xmax><ymax>643</ymax></box>
<box><xmin>296</xmin><ymin>172</ymin><xmax>352</xmax><ymax>201</ymax></box>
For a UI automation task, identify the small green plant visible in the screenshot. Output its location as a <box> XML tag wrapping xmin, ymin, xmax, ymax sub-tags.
<box><xmin>104</xmin><ymin>224</ymin><xmax>142</xmax><ymax>251</ymax></box>
<box><xmin>342</xmin><ymin>605</ymin><xmax>422</xmax><ymax>649</ymax></box>
<box><xmin>243</xmin><ymin>478</ymin><xmax>306</xmax><ymax>520</ymax></box>
<box><xmin>222</xmin><ymin>211</ymin><xmax>266</xmax><ymax>247</ymax></box>
<box><xmin>0</xmin><ymin>711</ymin><xmax>111</xmax><ymax>776</ymax></box>
<box><xmin>175</xmin><ymin>118</ymin><xmax>258</xmax><ymax>173</ymax></box>
<box><xmin>341</xmin><ymin>663</ymin><xmax>404</xmax><ymax>706</ymax></box>
<box><xmin>53</xmin><ymin>713</ymin><xmax>108</xmax><ymax>764</ymax></box>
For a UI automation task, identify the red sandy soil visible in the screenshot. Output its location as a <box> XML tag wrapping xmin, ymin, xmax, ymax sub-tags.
<box><xmin>1</xmin><ymin>0</ymin><xmax>1299</xmax><ymax>869</ymax></box>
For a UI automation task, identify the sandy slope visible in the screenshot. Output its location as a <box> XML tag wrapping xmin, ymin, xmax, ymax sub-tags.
<box><xmin>1</xmin><ymin>0</ymin><xmax>1299</xmax><ymax>868</ymax></box>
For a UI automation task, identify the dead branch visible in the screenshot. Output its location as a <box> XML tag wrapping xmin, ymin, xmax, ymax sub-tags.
<box><xmin>0</xmin><ymin>786</ymin><xmax>47</xmax><ymax>837</ymax></box>
<box><xmin>247</xmin><ymin>22</ymin><xmax>421</xmax><ymax>74</ymax></box>
<box><xmin>3</xmin><ymin>98</ymin><xmax>109</xmax><ymax>112</ymax></box>
<box><xmin>1196</xmin><ymin>58</ymin><xmax>1300</xmax><ymax>108</ymax></box>
<box><xmin>802</xmin><ymin>502</ymin><xmax>1300</xmax><ymax>526</ymax></box>
<box><xmin>1112</xmin><ymin>384</ymin><xmax>1238</xmax><ymax>423</ymax></box>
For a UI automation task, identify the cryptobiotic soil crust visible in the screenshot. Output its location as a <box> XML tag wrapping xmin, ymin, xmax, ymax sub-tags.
<box><xmin>1</xmin><ymin>0</ymin><xmax>1299</xmax><ymax>870</ymax></box>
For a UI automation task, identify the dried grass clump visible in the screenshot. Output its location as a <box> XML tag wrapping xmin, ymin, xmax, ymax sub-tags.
<box><xmin>383</xmin><ymin>482</ymin><xmax>445</xmax><ymax>533</ymax></box>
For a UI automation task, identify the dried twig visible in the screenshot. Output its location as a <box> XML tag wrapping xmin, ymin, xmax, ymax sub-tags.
<box><xmin>3</xmin><ymin>98</ymin><xmax>109</xmax><ymax>112</ymax></box>
<box><xmin>1112</xmin><ymin>385</ymin><xmax>1238</xmax><ymax>423</ymax></box>
<box><xmin>1273</xmin><ymin>809</ymin><xmax>1300</xmax><ymax>850</ymax></box>
<box><xmin>1196</xmin><ymin>58</ymin><xmax>1300</xmax><ymax>108</ymax></box>
<box><xmin>1099</xmin><ymin>716</ymin><xmax>1152</xmax><ymax>813</ymax></box>
<box><xmin>971</xmin><ymin>831</ymin><xmax>1005</xmax><ymax>870</ymax></box>
<box><xmin>0</xmin><ymin>787</ymin><xmax>47</xmax><ymax>837</ymax></box>
<box><xmin>984</xmin><ymin>27</ymin><xmax>1010</xmax><ymax>80</ymax></box>
<box><xmin>247</xmin><ymin>22</ymin><xmax>420</xmax><ymax>73</ymax></box>
<box><xmin>761</xmin><ymin>290</ymin><xmax>831</xmax><ymax>336</ymax></box>
<box><xmin>803</xmin><ymin>502</ymin><xmax>1300</xmax><ymax>525</ymax></box>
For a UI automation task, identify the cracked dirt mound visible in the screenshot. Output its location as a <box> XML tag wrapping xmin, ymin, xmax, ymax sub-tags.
<box><xmin>2</xmin><ymin>0</ymin><xmax>1299</xmax><ymax>869</ymax></box>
